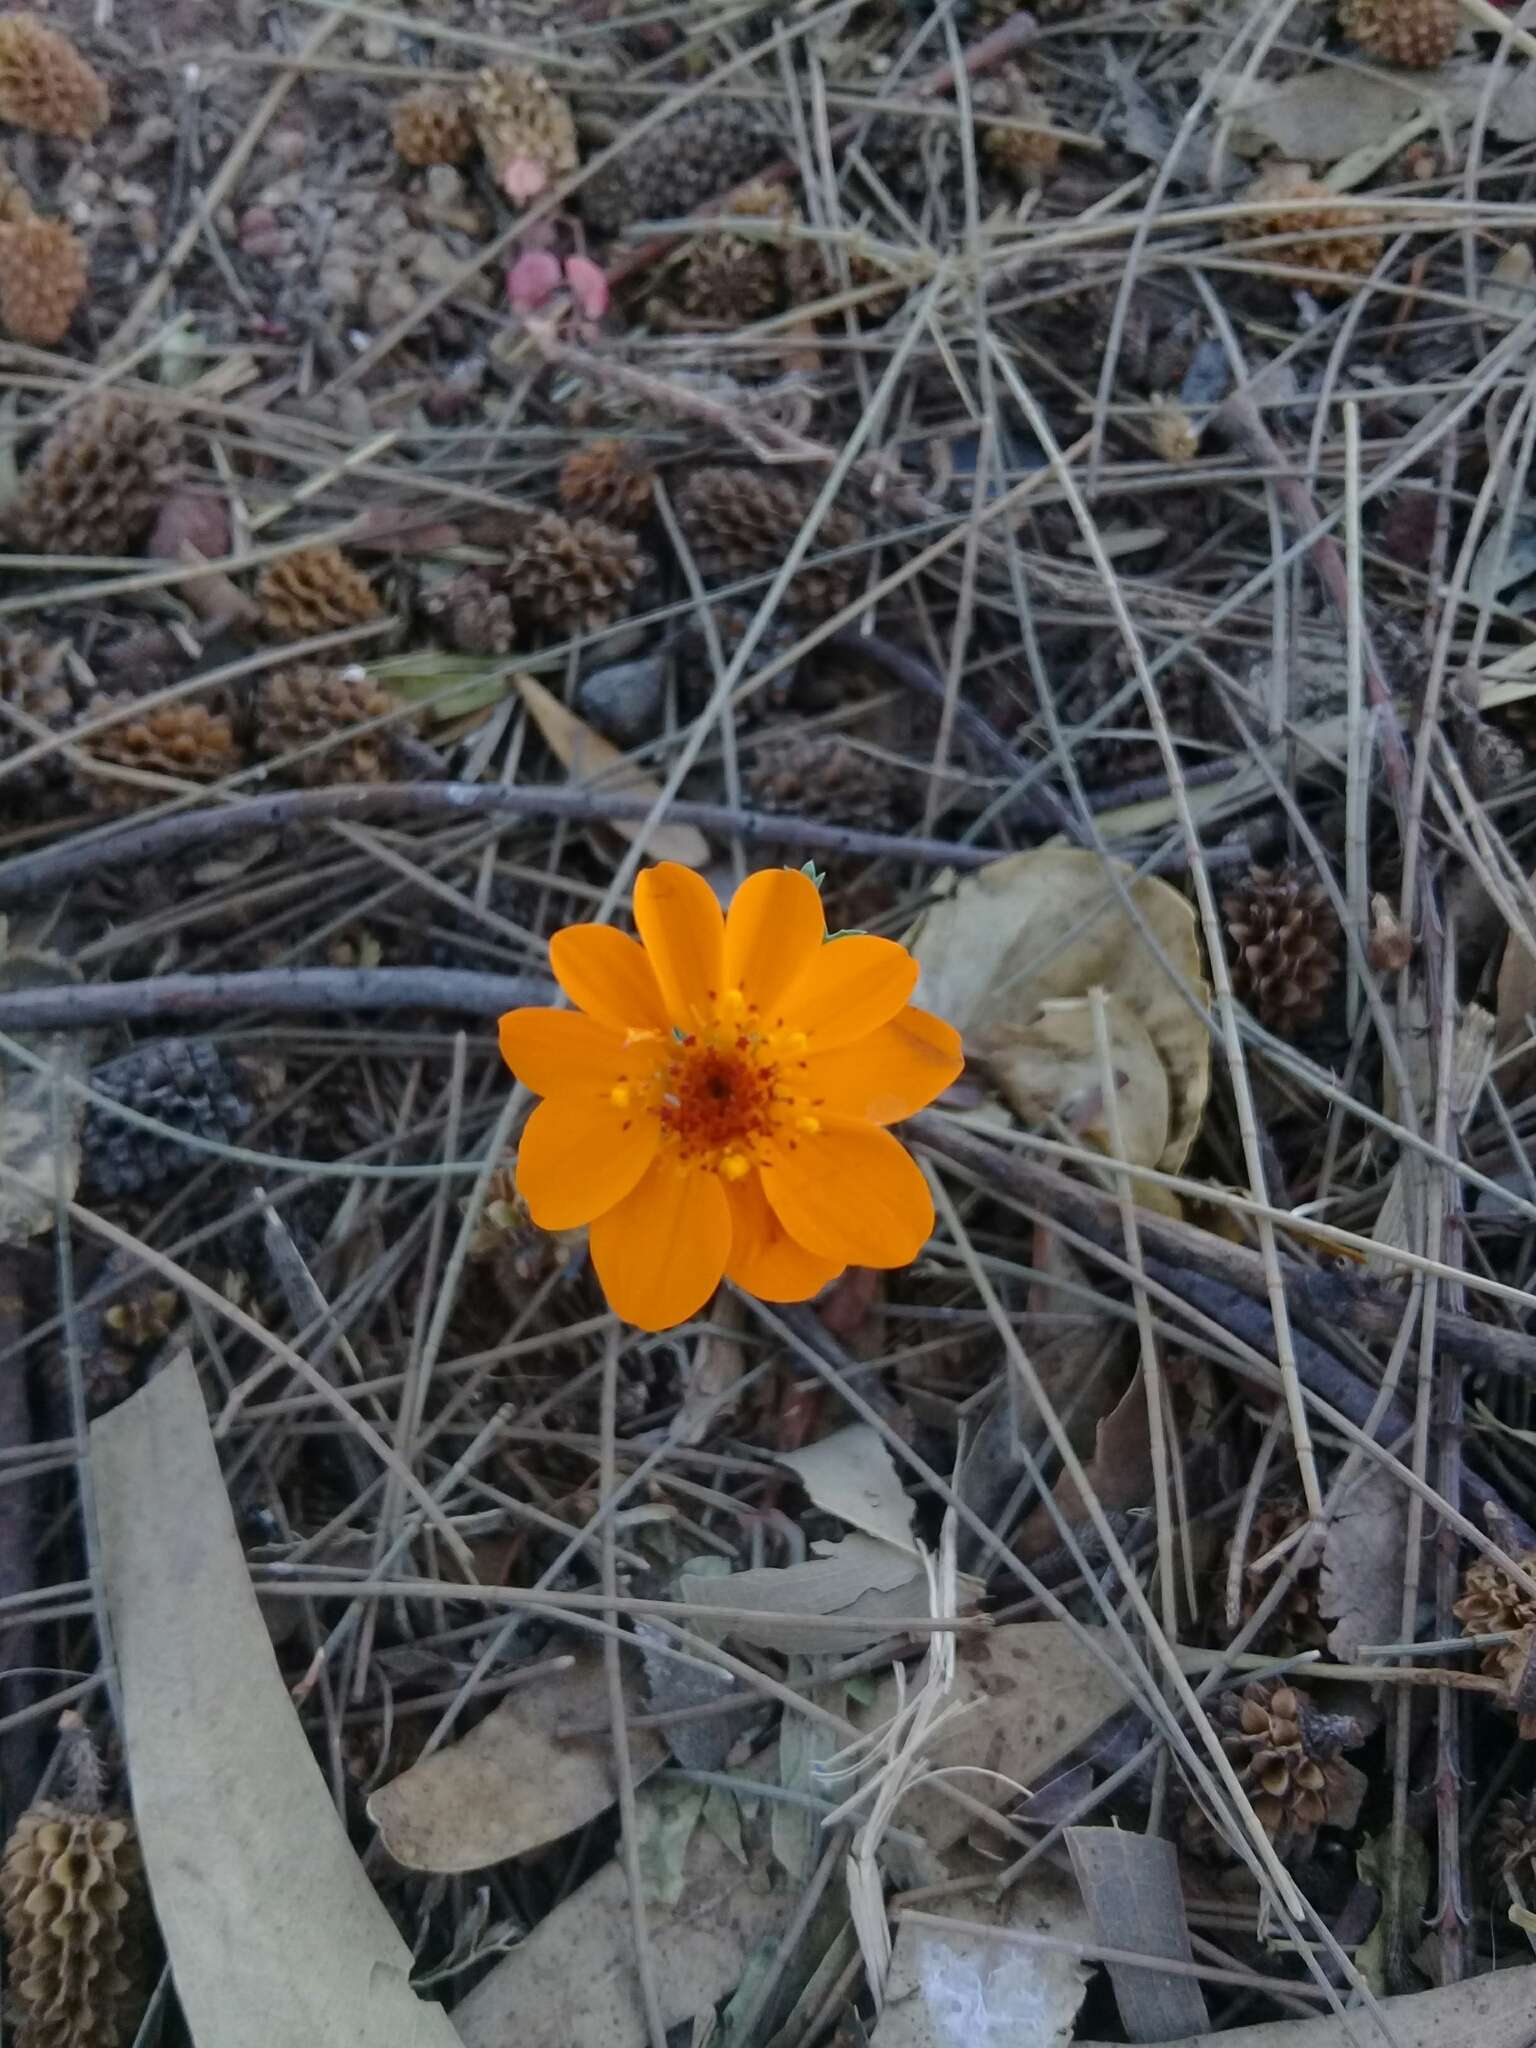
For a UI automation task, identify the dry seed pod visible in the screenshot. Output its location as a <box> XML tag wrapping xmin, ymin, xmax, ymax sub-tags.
<box><xmin>1191</xmin><ymin>1680</ymin><xmax>1358</xmax><ymax>1858</ymax></box>
<box><xmin>467</xmin><ymin>64</ymin><xmax>576</xmax><ymax>200</ymax></box>
<box><xmin>78</xmin><ymin>696</ymin><xmax>243</xmax><ymax>810</ymax></box>
<box><xmin>0</xmin><ymin>13</ymin><xmax>107</xmax><ymax>139</ymax></box>
<box><xmin>1218</xmin><ymin>1496</ymin><xmax>1329</xmax><ymax>1653</ymax></box>
<box><xmin>1338</xmin><ymin>0</ymin><xmax>1458</xmax><ymax>67</ymax></box>
<box><xmin>559</xmin><ymin>438</ymin><xmax>654</xmax><ymax>526</ymax></box>
<box><xmin>0</xmin><ymin>630</ymin><xmax>74</xmax><ymax>789</ymax></box>
<box><xmin>82</xmin><ymin>1036</ymin><xmax>253</xmax><ymax>1195</ymax></box>
<box><xmin>501</xmin><ymin>510</ymin><xmax>647</xmax><ymax>636</ymax></box>
<box><xmin>254</xmin><ymin>663</ymin><xmax>399</xmax><ymax>785</ymax></box>
<box><xmin>7</xmin><ymin>396</ymin><xmax>181</xmax><ymax>557</ymax></box>
<box><xmin>977</xmin><ymin>70</ymin><xmax>1061</xmax><ymax>182</ymax></box>
<box><xmin>1223</xmin><ymin>863</ymin><xmax>1342</xmax><ymax>1035</ymax></box>
<box><xmin>679</xmin><ymin>180</ymin><xmax>798</xmax><ymax>322</ymax></box>
<box><xmin>256</xmin><ymin>544</ymin><xmax>382</xmax><ymax>640</ymax></box>
<box><xmin>578</xmin><ymin>103</ymin><xmax>777</xmax><ymax>237</ymax></box>
<box><xmin>0</xmin><ymin>1801</ymin><xmax>144</xmax><ymax>2048</ymax></box>
<box><xmin>673</xmin><ymin>465</ymin><xmax>864</xmax><ymax>617</ymax></box>
<box><xmin>390</xmin><ymin>84</ymin><xmax>474</xmax><ymax>167</ymax></box>
<box><xmin>1455</xmin><ymin>1554</ymin><xmax>1536</xmax><ymax>1734</ymax></box>
<box><xmin>1231</xmin><ymin>163</ymin><xmax>1385</xmax><ymax>294</ymax></box>
<box><xmin>0</xmin><ymin>215</ymin><xmax>86</xmax><ymax>343</ymax></box>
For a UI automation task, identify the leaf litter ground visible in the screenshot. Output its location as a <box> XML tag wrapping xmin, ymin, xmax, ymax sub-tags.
<box><xmin>9</xmin><ymin>1</ymin><xmax>1536</xmax><ymax>2046</ymax></box>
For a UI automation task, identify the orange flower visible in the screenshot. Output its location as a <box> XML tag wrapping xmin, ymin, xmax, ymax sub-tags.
<box><xmin>498</xmin><ymin>863</ymin><xmax>963</xmax><ymax>1332</ymax></box>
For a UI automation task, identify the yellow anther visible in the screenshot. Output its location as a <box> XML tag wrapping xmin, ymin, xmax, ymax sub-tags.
<box><xmin>720</xmin><ymin>1151</ymin><xmax>751</xmax><ymax>1182</ymax></box>
<box><xmin>722</xmin><ymin>987</ymin><xmax>747</xmax><ymax>1018</ymax></box>
<box><xmin>797</xmin><ymin>1114</ymin><xmax>821</xmax><ymax>1136</ymax></box>
<box><xmin>610</xmin><ymin>1083</ymin><xmax>632</xmax><ymax>1110</ymax></box>
<box><xmin>784</xmin><ymin>1029</ymin><xmax>808</xmax><ymax>1053</ymax></box>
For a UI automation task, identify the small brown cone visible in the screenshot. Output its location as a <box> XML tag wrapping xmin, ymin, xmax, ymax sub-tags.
<box><xmin>424</xmin><ymin>569</ymin><xmax>514</xmax><ymax>656</ymax></box>
<box><xmin>256</xmin><ymin>544</ymin><xmax>382</xmax><ymax>640</ymax></box>
<box><xmin>1223</xmin><ymin>863</ymin><xmax>1342</xmax><ymax>1034</ymax></box>
<box><xmin>501</xmin><ymin>510</ymin><xmax>647</xmax><ymax>636</ymax></box>
<box><xmin>0</xmin><ymin>631</ymin><xmax>73</xmax><ymax>789</ymax></box>
<box><xmin>1</xmin><ymin>1800</ymin><xmax>145</xmax><ymax>2048</ymax></box>
<box><xmin>558</xmin><ymin>438</ymin><xmax>654</xmax><ymax>527</ymax></box>
<box><xmin>673</xmin><ymin>465</ymin><xmax>864</xmax><ymax>617</ymax></box>
<box><xmin>578</xmin><ymin>103</ymin><xmax>777</xmax><ymax>237</ymax></box>
<box><xmin>1231</xmin><ymin>164</ymin><xmax>1385</xmax><ymax>295</ymax></box>
<box><xmin>77</xmin><ymin>695</ymin><xmax>244</xmax><ymax>810</ymax></box>
<box><xmin>678</xmin><ymin>181</ymin><xmax>798</xmax><ymax>323</ymax></box>
<box><xmin>254</xmin><ymin>664</ymin><xmax>399</xmax><ymax>785</ymax></box>
<box><xmin>7</xmin><ymin>396</ymin><xmax>181</xmax><ymax>557</ymax></box>
<box><xmin>1218</xmin><ymin>1497</ymin><xmax>1328</xmax><ymax>1654</ymax></box>
<box><xmin>1339</xmin><ymin>0</ymin><xmax>1458</xmax><ymax>68</ymax></box>
<box><xmin>0</xmin><ymin>215</ymin><xmax>86</xmax><ymax>343</ymax></box>
<box><xmin>390</xmin><ymin>84</ymin><xmax>474</xmax><ymax>167</ymax></box>
<box><xmin>1455</xmin><ymin>1553</ymin><xmax>1536</xmax><ymax>1733</ymax></box>
<box><xmin>0</xmin><ymin>13</ymin><xmax>107</xmax><ymax>139</ymax></box>
<box><xmin>466</xmin><ymin>64</ymin><xmax>576</xmax><ymax>199</ymax></box>
<box><xmin>1193</xmin><ymin>1680</ymin><xmax>1358</xmax><ymax>1858</ymax></box>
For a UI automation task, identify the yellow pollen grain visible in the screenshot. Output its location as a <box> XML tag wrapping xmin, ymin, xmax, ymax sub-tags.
<box><xmin>720</xmin><ymin>1151</ymin><xmax>750</xmax><ymax>1182</ymax></box>
<box><xmin>784</xmin><ymin>1030</ymin><xmax>808</xmax><ymax>1053</ymax></box>
<box><xmin>610</xmin><ymin>1083</ymin><xmax>632</xmax><ymax>1109</ymax></box>
<box><xmin>797</xmin><ymin>1114</ymin><xmax>821</xmax><ymax>1135</ymax></box>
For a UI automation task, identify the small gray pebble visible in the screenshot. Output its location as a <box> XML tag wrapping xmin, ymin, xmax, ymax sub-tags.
<box><xmin>576</xmin><ymin>656</ymin><xmax>666</xmax><ymax>748</ymax></box>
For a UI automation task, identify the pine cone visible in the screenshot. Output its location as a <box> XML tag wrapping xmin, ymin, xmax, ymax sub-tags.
<box><xmin>1210</xmin><ymin>1680</ymin><xmax>1355</xmax><ymax>1854</ymax></box>
<box><xmin>254</xmin><ymin>664</ymin><xmax>399</xmax><ymax>785</ymax></box>
<box><xmin>423</xmin><ymin>569</ymin><xmax>514</xmax><ymax>655</ymax></box>
<box><xmin>390</xmin><ymin>84</ymin><xmax>474</xmax><ymax>167</ymax></box>
<box><xmin>467</xmin><ymin>64</ymin><xmax>576</xmax><ymax>199</ymax></box>
<box><xmin>1217</xmin><ymin>1497</ymin><xmax>1328</xmax><ymax>1654</ymax></box>
<box><xmin>1223</xmin><ymin>864</ymin><xmax>1342</xmax><ymax>1034</ymax></box>
<box><xmin>559</xmin><ymin>438</ymin><xmax>654</xmax><ymax>526</ymax></box>
<box><xmin>0</xmin><ymin>14</ymin><xmax>107</xmax><ymax>139</ymax></box>
<box><xmin>0</xmin><ymin>631</ymin><xmax>74</xmax><ymax>792</ymax></box>
<box><xmin>77</xmin><ymin>696</ymin><xmax>242</xmax><ymax>810</ymax></box>
<box><xmin>673</xmin><ymin>466</ymin><xmax>865</xmax><ymax>617</ymax></box>
<box><xmin>256</xmin><ymin>544</ymin><xmax>382</xmax><ymax>640</ymax></box>
<box><xmin>502</xmin><ymin>510</ymin><xmax>647</xmax><ymax>636</ymax></box>
<box><xmin>1</xmin><ymin>1801</ymin><xmax>144</xmax><ymax>2048</ymax></box>
<box><xmin>7</xmin><ymin>397</ymin><xmax>181</xmax><ymax>557</ymax></box>
<box><xmin>747</xmin><ymin>731</ymin><xmax>903</xmax><ymax>831</ymax></box>
<box><xmin>1490</xmin><ymin>1792</ymin><xmax>1536</xmax><ymax>1877</ymax></box>
<box><xmin>1339</xmin><ymin>0</ymin><xmax>1457</xmax><ymax>67</ymax></box>
<box><xmin>0</xmin><ymin>215</ymin><xmax>85</xmax><ymax>343</ymax></box>
<box><xmin>1230</xmin><ymin>165</ymin><xmax>1385</xmax><ymax>295</ymax></box>
<box><xmin>977</xmin><ymin>71</ymin><xmax>1061</xmax><ymax>182</ymax></box>
<box><xmin>578</xmin><ymin>103</ymin><xmax>777</xmax><ymax>237</ymax></box>
<box><xmin>678</xmin><ymin>180</ymin><xmax>797</xmax><ymax>322</ymax></box>
<box><xmin>83</xmin><ymin>1037</ymin><xmax>253</xmax><ymax>1196</ymax></box>
<box><xmin>1455</xmin><ymin>1553</ymin><xmax>1536</xmax><ymax>1732</ymax></box>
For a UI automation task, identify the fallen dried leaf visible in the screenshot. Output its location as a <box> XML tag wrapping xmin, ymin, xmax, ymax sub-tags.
<box><xmin>1318</xmin><ymin>1465</ymin><xmax>1409</xmax><ymax>1663</ymax></box>
<box><xmin>677</xmin><ymin>1532</ymin><xmax>957</xmax><ymax>1655</ymax></box>
<box><xmin>92</xmin><ymin>1357</ymin><xmax>463</xmax><ymax>2048</ymax></box>
<box><xmin>1013</xmin><ymin>1368</ymin><xmax>1156</xmax><ymax>1562</ymax></box>
<box><xmin>513</xmin><ymin>671</ymin><xmax>709</xmax><ymax>868</ymax></box>
<box><xmin>367</xmin><ymin>1643</ymin><xmax>665</xmax><ymax>1872</ymax></box>
<box><xmin>778</xmin><ymin>1422</ymin><xmax>919</xmax><ymax>1557</ymax></box>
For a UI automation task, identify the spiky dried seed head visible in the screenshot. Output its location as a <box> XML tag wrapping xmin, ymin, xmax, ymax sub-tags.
<box><xmin>501</xmin><ymin>510</ymin><xmax>647</xmax><ymax>636</ymax></box>
<box><xmin>558</xmin><ymin>438</ymin><xmax>655</xmax><ymax>526</ymax></box>
<box><xmin>254</xmin><ymin>664</ymin><xmax>400</xmax><ymax>786</ymax></box>
<box><xmin>673</xmin><ymin>465</ymin><xmax>865</xmax><ymax>618</ymax></box>
<box><xmin>256</xmin><ymin>544</ymin><xmax>382</xmax><ymax>640</ymax></box>
<box><xmin>466</xmin><ymin>64</ymin><xmax>576</xmax><ymax>198</ymax></box>
<box><xmin>6</xmin><ymin>397</ymin><xmax>181</xmax><ymax>557</ymax></box>
<box><xmin>578</xmin><ymin>103</ymin><xmax>777</xmax><ymax>237</ymax></box>
<box><xmin>1</xmin><ymin>1800</ymin><xmax>145</xmax><ymax>2048</ymax></box>
<box><xmin>78</xmin><ymin>696</ymin><xmax>243</xmax><ymax>810</ymax></box>
<box><xmin>0</xmin><ymin>215</ymin><xmax>86</xmax><ymax>343</ymax></box>
<box><xmin>1231</xmin><ymin>164</ymin><xmax>1385</xmax><ymax>294</ymax></box>
<box><xmin>390</xmin><ymin>84</ymin><xmax>474</xmax><ymax>167</ymax></box>
<box><xmin>1338</xmin><ymin>0</ymin><xmax>1458</xmax><ymax>68</ymax></box>
<box><xmin>1223</xmin><ymin>863</ymin><xmax>1342</xmax><ymax>1034</ymax></box>
<box><xmin>0</xmin><ymin>14</ymin><xmax>107</xmax><ymax>139</ymax></box>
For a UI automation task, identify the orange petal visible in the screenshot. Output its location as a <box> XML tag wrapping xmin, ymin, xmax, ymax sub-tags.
<box><xmin>762</xmin><ymin>1117</ymin><xmax>933</xmax><ymax>1267</ymax></box>
<box><xmin>776</xmin><ymin>935</ymin><xmax>918</xmax><ymax>1049</ymax></box>
<box><xmin>550</xmin><ymin>924</ymin><xmax>669</xmax><ymax>1035</ymax></box>
<box><xmin>499</xmin><ymin>1007</ymin><xmax>628</xmax><ymax>1098</ymax></box>
<box><xmin>724</xmin><ymin>1168</ymin><xmax>843</xmax><ymax>1302</ymax></box>
<box><xmin>723</xmin><ymin>866</ymin><xmax>825</xmax><ymax>1014</ymax></box>
<box><xmin>589</xmin><ymin>1157</ymin><xmax>731</xmax><ymax>1331</ymax></box>
<box><xmin>800</xmin><ymin>1005</ymin><xmax>963</xmax><ymax>1125</ymax></box>
<box><xmin>515</xmin><ymin>1094</ymin><xmax>658</xmax><ymax>1231</ymax></box>
<box><xmin>633</xmin><ymin>863</ymin><xmax>725</xmax><ymax>1029</ymax></box>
